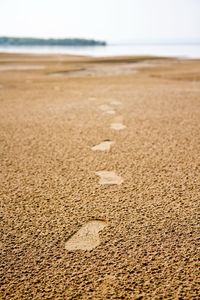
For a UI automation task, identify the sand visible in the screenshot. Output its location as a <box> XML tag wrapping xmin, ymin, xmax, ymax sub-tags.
<box><xmin>110</xmin><ymin>122</ymin><xmax>126</xmax><ymax>131</ymax></box>
<box><xmin>91</xmin><ymin>141</ymin><xmax>114</xmax><ymax>152</ymax></box>
<box><xmin>0</xmin><ymin>53</ymin><xmax>199</xmax><ymax>299</ymax></box>
<box><xmin>95</xmin><ymin>171</ymin><xmax>124</xmax><ymax>185</ymax></box>
<box><xmin>65</xmin><ymin>220</ymin><xmax>107</xmax><ymax>251</ymax></box>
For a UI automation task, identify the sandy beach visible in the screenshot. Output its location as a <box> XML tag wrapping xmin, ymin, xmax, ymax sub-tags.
<box><xmin>0</xmin><ymin>53</ymin><xmax>199</xmax><ymax>299</ymax></box>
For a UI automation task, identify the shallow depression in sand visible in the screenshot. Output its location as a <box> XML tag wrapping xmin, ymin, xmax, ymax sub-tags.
<box><xmin>91</xmin><ymin>140</ymin><xmax>114</xmax><ymax>152</ymax></box>
<box><xmin>110</xmin><ymin>122</ymin><xmax>126</xmax><ymax>130</ymax></box>
<box><xmin>99</xmin><ymin>104</ymin><xmax>116</xmax><ymax>115</ymax></box>
<box><xmin>54</xmin><ymin>86</ymin><xmax>61</xmax><ymax>91</ymax></box>
<box><xmin>65</xmin><ymin>220</ymin><xmax>107</xmax><ymax>251</ymax></box>
<box><xmin>89</xmin><ymin>97</ymin><xmax>97</xmax><ymax>101</ymax></box>
<box><xmin>95</xmin><ymin>171</ymin><xmax>124</xmax><ymax>185</ymax></box>
<box><xmin>106</xmin><ymin>110</ymin><xmax>116</xmax><ymax>115</ymax></box>
<box><xmin>110</xmin><ymin>100</ymin><xmax>122</xmax><ymax>106</ymax></box>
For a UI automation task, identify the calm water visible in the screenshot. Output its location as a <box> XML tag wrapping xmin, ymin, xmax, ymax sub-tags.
<box><xmin>0</xmin><ymin>44</ymin><xmax>200</xmax><ymax>59</ymax></box>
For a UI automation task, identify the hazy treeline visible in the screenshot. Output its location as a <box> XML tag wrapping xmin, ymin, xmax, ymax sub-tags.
<box><xmin>0</xmin><ymin>37</ymin><xmax>106</xmax><ymax>46</ymax></box>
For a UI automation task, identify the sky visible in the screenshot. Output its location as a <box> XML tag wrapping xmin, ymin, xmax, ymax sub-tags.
<box><xmin>0</xmin><ymin>0</ymin><xmax>199</xmax><ymax>43</ymax></box>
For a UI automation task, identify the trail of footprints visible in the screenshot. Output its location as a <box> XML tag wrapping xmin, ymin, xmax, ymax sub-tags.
<box><xmin>95</xmin><ymin>101</ymin><xmax>125</xmax><ymax>186</ymax></box>
<box><xmin>65</xmin><ymin>100</ymin><xmax>125</xmax><ymax>251</ymax></box>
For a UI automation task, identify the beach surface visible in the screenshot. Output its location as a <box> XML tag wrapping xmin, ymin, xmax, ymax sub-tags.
<box><xmin>0</xmin><ymin>53</ymin><xmax>199</xmax><ymax>299</ymax></box>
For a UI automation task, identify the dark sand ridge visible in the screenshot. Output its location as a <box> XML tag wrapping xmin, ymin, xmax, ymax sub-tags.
<box><xmin>0</xmin><ymin>53</ymin><xmax>200</xmax><ymax>299</ymax></box>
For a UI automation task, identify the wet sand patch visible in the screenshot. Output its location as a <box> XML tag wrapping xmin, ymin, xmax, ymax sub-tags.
<box><xmin>49</xmin><ymin>68</ymin><xmax>85</xmax><ymax>77</ymax></box>
<box><xmin>65</xmin><ymin>220</ymin><xmax>107</xmax><ymax>251</ymax></box>
<box><xmin>91</xmin><ymin>140</ymin><xmax>114</xmax><ymax>152</ymax></box>
<box><xmin>95</xmin><ymin>171</ymin><xmax>124</xmax><ymax>185</ymax></box>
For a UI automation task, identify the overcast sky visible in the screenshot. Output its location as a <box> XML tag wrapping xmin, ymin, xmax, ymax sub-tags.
<box><xmin>0</xmin><ymin>0</ymin><xmax>199</xmax><ymax>43</ymax></box>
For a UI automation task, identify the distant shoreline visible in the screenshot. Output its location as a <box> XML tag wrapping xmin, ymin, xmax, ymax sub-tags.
<box><xmin>0</xmin><ymin>37</ymin><xmax>106</xmax><ymax>47</ymax></box>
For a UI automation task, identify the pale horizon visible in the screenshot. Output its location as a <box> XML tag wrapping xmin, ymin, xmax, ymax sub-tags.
<box><xmin>0</xmin><ymin>0</ymin><xmax>199</xmax><ymax>43</ymax></box>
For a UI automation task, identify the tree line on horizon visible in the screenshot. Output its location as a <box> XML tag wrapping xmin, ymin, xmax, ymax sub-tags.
<box><xmin>0</xmin><ymin>37</ymin><xmax>106</xmax><ymax>46</ymax></box>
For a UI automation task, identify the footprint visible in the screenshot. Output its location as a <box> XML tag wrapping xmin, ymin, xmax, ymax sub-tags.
<box><xmin>99</xmin><ymin>104</ymin><xmax>112</xmax><ymax>111</ymax></box>
<box><xmin>25</xmin><ymin>80</ymin><xmax>32</xmax><ymax>84</ymax></box>
<box><xmin>110</xmin><ymin>122</ymin><xmax>126</xmax><ymax>130</ymax></box>
<box><xmin>54</xmin><ymin>86</ymin><xmax>61</xmax><ymax>91</ymax></box>
<box><xmin>99</xmin><ymin>104</ymin><xmax>116</xmax><ymax>115</ymax></box>
<box><xmin>65</xmin><ymin>220</ymin><xmax>107</xmax><ymax>251</ymax></box>
<box><xmin>89</xmin><ymin>97</ymin><xmax>97</xmax><ymax>101</ymax></box>
<box><xmin>95</xmin><ymin>171</ymin><xmax>124</xmax><ymax>185</ymax></box>
<box><xmin>106</xmin><ymin>110</ymin><xmax>116</xmax><ymax>115</ymax></box>
<box><xmin>91</xmin><ymin>140</ymin><xmax>114</xmax><ymax>152</ymax></box>
<box><xmin>110</xmin><ymin>100</ymin><xmax>122</xmax><ymax>106</ymax></box>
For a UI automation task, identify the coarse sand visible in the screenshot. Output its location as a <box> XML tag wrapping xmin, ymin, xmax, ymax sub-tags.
<box><xmin>0</xmin><ymin>53</ymin><xmax>200</xmax><ymax>299</ymax></box>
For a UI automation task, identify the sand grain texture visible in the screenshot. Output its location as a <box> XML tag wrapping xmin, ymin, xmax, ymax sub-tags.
<box><xmin>0</xmin><ymin>54</ymin><xmax>199</xmax><ymax>299</ymax></box>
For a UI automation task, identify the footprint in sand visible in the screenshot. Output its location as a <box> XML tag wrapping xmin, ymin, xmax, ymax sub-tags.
<box><xmin>65</xmin><ymin>220</ymin><xmax>107</xmax><ymax>251</ymax></box>
<box><xmin>95</xmin><ymin>171</ymin><xmax>124</xmax><ymax>185</ymax></box>
<box><xmin>110</xmin><ymin>122</ymin><xmax>126</xmax><ymax>130</ymax></box>
<box><xmin>99</xmin><ymin>104</ymin><xmax>116</xmax><ymax>115</ymax></box>
<box><xmin>110</xmin><ymin>100</ymin><xmax>122</xmax><ymax>106</ymax></box>
<box><xmin>54</xmin><ymin>86</ymin><xmax>61</xmax><ymax>91</ymax></box>
<box><xmin>89</xmin><ymin>97</ymin><xmax>97</xmax><ymax>101</ymax></box>
<box><xmin>91</xmin><ymin>140</ymin><xmax>114</xmax><ymax>152</ymax></box>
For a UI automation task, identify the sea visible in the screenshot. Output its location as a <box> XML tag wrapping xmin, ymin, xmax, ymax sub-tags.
<box><xmin>0</xmin><ymin>44</ymin><xmax>200</xmax><ymax>59</ymax></box>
